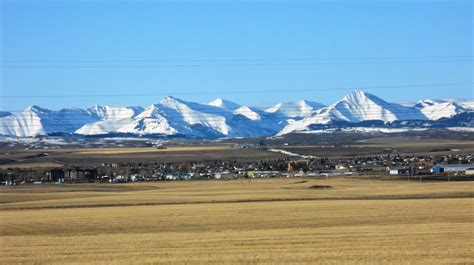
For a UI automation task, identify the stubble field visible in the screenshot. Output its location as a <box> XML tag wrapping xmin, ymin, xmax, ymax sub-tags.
<box><xmin>0</xmin><ymin>178</ymin><xmax>473</xmax><ymax>264</ymax></box>
<box><xmin>2</xmin><ymin>136</ymin><xmax>474</xmax><ymax>168</ymax></box>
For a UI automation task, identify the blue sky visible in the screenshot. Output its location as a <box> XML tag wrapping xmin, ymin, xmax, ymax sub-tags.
<box><xmin>1</xmin><ymin>0</ymin><xmax>472</xmax><ymax>111</ymax></box>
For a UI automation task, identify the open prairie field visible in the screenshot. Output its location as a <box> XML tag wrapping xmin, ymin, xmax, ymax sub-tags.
<box><xmin>1</xmin><ymin>136</ymin><xmax>473</xmax><ymax>168</ymax></box>
<box><xmin>1</xmin><ymin>178</ymin><xmax>473</xmax><ymax>264</ymax></box>
<box><xmin>73</xmin><ymin>145</ymin><xmax>234</xmax><ymax>155</ymax></box>
<box><xmin>0</xmin><ymin>145</ymin><xmax>285</xmax><ymax>167</ymax></box>
<box><xmin>0</xmin><ymin>162</ymin><xmax>64</xmax><ymax>169</ymax></box>
<box><xmin>281</xmin><ymin>138</ymin><xmax>474</xmax><ymax>157</ymax></box>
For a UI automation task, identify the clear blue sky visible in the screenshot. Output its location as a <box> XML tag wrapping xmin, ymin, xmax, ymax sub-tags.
<box><xmin>1</xmin><ymin>0</ymin><xmax>472</xmax><ymax>111</ymax></box>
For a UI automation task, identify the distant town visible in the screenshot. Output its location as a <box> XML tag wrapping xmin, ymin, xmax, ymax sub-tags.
<box><xmin>2</xmin><ymin>150</ymin><xmax>472</xmax><ymax>185</ymax></box>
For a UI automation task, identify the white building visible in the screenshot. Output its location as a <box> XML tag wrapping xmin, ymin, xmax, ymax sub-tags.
<box><xmin>442</xmin><ymin>164</ymin><xmax>474</xmax><ymax>173</ymax></box>
<box><xmin>389</xmin><ymin>167</ymin><xmax>414</xmax><ymax>175</ymax></box>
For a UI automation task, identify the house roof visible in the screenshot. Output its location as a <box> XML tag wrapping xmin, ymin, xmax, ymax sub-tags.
<box><xmin>390</xmin><ymin>167</ymin><xmax>411</xmax><ymax>170</ymax></box>
<box><xmin>441</xmin><ymin>164</ymin><xmax>474</xmax><ymax>169</ymax></box>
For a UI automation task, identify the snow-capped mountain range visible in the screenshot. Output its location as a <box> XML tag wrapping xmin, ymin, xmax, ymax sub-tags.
<box><xmin>1</xmin><ymin>91</ymin><xmax>472</xmax><ymax>138</ymax></box>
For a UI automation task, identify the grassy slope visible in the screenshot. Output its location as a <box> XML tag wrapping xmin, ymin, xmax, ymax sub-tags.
<box><xmin>0</xmin><ymin>178</ymin><xmax>473</xmax><ymax>264</ymax></box>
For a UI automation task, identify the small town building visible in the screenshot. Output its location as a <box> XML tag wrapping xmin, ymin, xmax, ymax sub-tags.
<box><xmin>45</xmin><ymin>169</ymin><xmax>65</xmax><ymax>182</ymax></box>
<box><xmin>165</xmin><ymin>173</ymin><xmax>193</xmax><ymax>180</ymax></box>
<box><xmin>65</xmin><ymin>169</ymin><xmax>98</xmax><ymax>182</ymax></box>
<box><xmin>431</xmin><ymin>164</ymin><xmax>474</xmax><ymax>174</ymax></box>
<box><xmin>465</xmin><ymin>168</ymin><xmax>474</xmax><ymax>175</ymax></box>
<box><xmin>214</xmin><ymin>172</ymin><xmax>235</xmax><ymax>179</ymax></box>
<box><xmin>249</xmin><ymin>170</ymin><xmax>279</xmax><ymax>178</ymax></box>
<box><xmin>430</xmin><ymin>164</ymin><xmax>444</xmax><ymax>174</ymax></box>
<box><xmin>443</xmin><ymin>164</ymin><xmax>474</xmax><ymax>173</ymax></box>
<box><xmin>389</xmin><ymin>167</ymin><xmax>414</xmax><ymax>175</ymax></box>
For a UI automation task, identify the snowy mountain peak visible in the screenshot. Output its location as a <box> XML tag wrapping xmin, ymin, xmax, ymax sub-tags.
<box><xmin>1</xmin><ymin>93</ymin><xmax>472</xmax><ymax>138</ymax></box>
<box><xmin>416</xmin><ymin>100</ymin><xmax>465</xmax><ymax>120</ymax></box>
<box><xmin>233</xmin><ymin>106</ymin><xmax>261</xmax><ymax>121</ymax></box>
<box><xmin>342</xmin><ymin>90</ymin><xmax>380</xmax><ymax>104</ymax></box>
<box><xmin>296</xmin><ymin>99</ymin><xmax>325</xmax><ymax>112</ymax></box>
<box><xmin>26</xmin><ymin>105</ymin><xmax>41</xmax><ymax>111</ymax></box>
<box><xmin>25</xmin><ymin>105</ymin><xmax>50</xmax><ymax>114</ymax></box>
<box><xmin>136</xmin><ymin>104</ymin><xmax>164</xmax><ymax>119</ymax></box>
<box><xmin>332</xmin><ymin>90</ymin><xmax>426</xmax><ymax>122</ymax></box>
<box><xmin>161</xmin><ymin>95</ymin><xmax>184</xmax><ymax>102</ymax></box>
<box><xmin>1</xmin><ymin>105</ymin><xmax>100</xmax><ymax>137</ymax></box>
<box><xmin>296</xmin><ymin>99</ymin><xmax>313</xmax><ymax>105</ymax></box>
<box><xmin>458</xmin><ymin>99</ymin><xmax>474</xmax><ymax>110</ymax></box>
<box><xmin>265</xmin><ymin>100</ymin><xmax>324</xmax><ymax>118</ymax></box>
<box><xmin>279</xmin><ymin>91</ymin><xmax>428</xmax><ymax>135</ymax></box>
<box><xmin>414</xmin><ymin>99</ymin><xmax>446</xmax><ymax>108</ymax></box>
<box><xmin>345</xmin><ymin>89</ymin><xmax>366</xmax><ymax>98</ymax></box>
<box><xmin>265</xmin><ymin>103</ymin><xmax>282</xmax><ymax>113</ymax></box>
<box><xmin>88</xmin><ymin>105</ymin><xmax>142</xmax><ymax>120</ymax></box>
<box><xmin>208</xmin><ymin>98</ymin><xmax>241</xmax><ymax>110</ymax></box>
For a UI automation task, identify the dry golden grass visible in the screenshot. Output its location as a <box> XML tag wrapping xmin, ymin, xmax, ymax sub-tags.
<box><xmin>0</xmin><ymin>162</ymin><xmax>63</xmax><ymax>169</ymax></box>
<box><xmin>74</xmin><ymin>145</ymin><xmax>232</xmax><ymax>155</ymax></box>
<box><xmin>1</xmin><ymin>178</ymin><xmax>473</xmax><ymax>264</ymax></box>
<box><xmin>1</xmin><ymin>178</ymin><xmax>472</xmax><ymax>210</ymax></box>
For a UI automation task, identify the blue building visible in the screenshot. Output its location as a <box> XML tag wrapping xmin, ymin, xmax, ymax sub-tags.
<box><xmin>431</xmin><ymin>164</ymin><xmax>474</xmax><ymax>174</ymax></box>
<box><xmin>430</xmin><ymin>164</ymin><xmax>445</xmax><ymax>174</ymax></box>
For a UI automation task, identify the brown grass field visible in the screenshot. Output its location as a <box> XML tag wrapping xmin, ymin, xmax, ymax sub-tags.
<box><xmin>0</xmin><ymin>162</ymin><xmax>64</xmax><ymax>169</ymax></box>
<box><xmin>281</xmin><ymin>138</ymin><xmax>474</xmax><ymax>157</ymax></box>
<box><xmin>74</xmin><ymin>145</ymin><xmax>233</xmax><ymax>155</ymax></box>
<box><xmin>1</xmin><ymin>138</ymin><xmax>473</xmax><ymax>168</ymax></box>
<box><xmin>1</xmin><ymin>178</ymin><xmax>473</xmax><ymax>264</ymax></box>
<box><xmin>0</xmin><ymin>145</ymin><xmax>287</xmax><ymax>167</ymax></box>
<box><xmin>2</xmin><ymin>138</ymin><xmax>473</xmax><ymax>168</ymax></box>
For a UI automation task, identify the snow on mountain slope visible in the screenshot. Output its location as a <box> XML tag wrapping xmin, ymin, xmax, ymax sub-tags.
<box><xmin>116</xmin><ymin>104</ymin><xmax>178</xmax><ymax>135</ymax></box>
<box><xmin>278</xmin><ymin>91</ymin><xmax>427</xmax><ymax>135</ymax></box>
<box><xmin>75</xmin><ymin>120</ymin><xmax>130</xmax><ymax>135</ymax></box>
<box><xmin>0</xmin><ymin>106</ymin><xmax>46</xmax><ymax>137</ymax></box>
<box><xmin>415</xmin><ymin>99</ymin><xmax>473</xmax><ymax>112</ymax></box>
<box><xmin>50</xmin><ymin>108</ymin><xmax>100</xmax><ymax>133</ymax></box>
<box><xmin>75</xmin><ymin>105</ymin><xmax>145</xmax><ymax>135</ymax></box>
<box><xmin>458</xmin><ymin>100</ymin><xmax>474</xmax><ymax>110</ymax></box>
<box><xmin>265</xmin><ymin>100</ymin><xmax>325</xmax><ymax>118</ymax></box>
<box><xmin>226</xmin><ymin>114</ymin><xmax>283</xmax><ymax>138</ymax></box>
<box><xmin>88</xmin><ymin>105</ymin><xmax>143</xmax><ymax>120</ymax></box>
<box><xmin>319</xmin><ymin>91</ymin><xmax>427</xmax><ymax>122</ymax></box>
<box><xmin>159</xmin><ymin>97</ymin><xmax>284</xmax><ymax>138</ymax></box>
<box><xmin>1</xmin><ymin>93</ymin><xmax>472</xmax><ymax>138</ymax></box>
<box><xmin>414</xmin><ymin>99</ymin><xmax>447</xmax><ymax>109</ymax></box>
<box><xmin>233</xmin><ymin>106</ymin><xmax>262</xmax><ymax>121</ymax></box>
<box><xmin>76</xmin><ymin>100</ymin><xmax>220</xmax><ymax>137</ymax></box>
<box><xmin>76</xmin><ymin>97</ymin><xmax>237</xmax><ymax>137</ymax></box>
<box><xmin>159</xmin><ymin>96</ymin><xmax>231</xmax><ymax>136</ymax></box>
<box><xmin>277</xmin><ymin>115</ymin><xmax>332</xmax><ymax>135</ymax></box>
<box><xmin>227</xmin><ymin>106</ymin><xmax>287</xmax><ymax>137</ymax></box>
<box><xmin>0</xmin><ymin>106</ymin><xmax>98</xmax><ymax>137</ymax></box>
<box><xmin>76</xmin><ymin>97</ymin><xmax>287</xmax><ymax>138</ymax></box>
<box><xmin>415</xmin><ymin>100</ymin><xmax>466</xmax><ymax>120</ymax></box>
<box><xmin>208</xmin><ymin>98</ymin><xmax>241</xmax><ymax>111</ymax></box>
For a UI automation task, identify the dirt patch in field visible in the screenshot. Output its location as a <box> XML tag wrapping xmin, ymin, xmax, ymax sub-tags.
<box><xmin>309</xmin><ymin>185</ymin><xmax>334</xmax><ymax>189</ymax></box>
<box><xmin>292</xmin><ymin>180</ymin><xmax>308</xmax><ymax>184</ymax></box>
